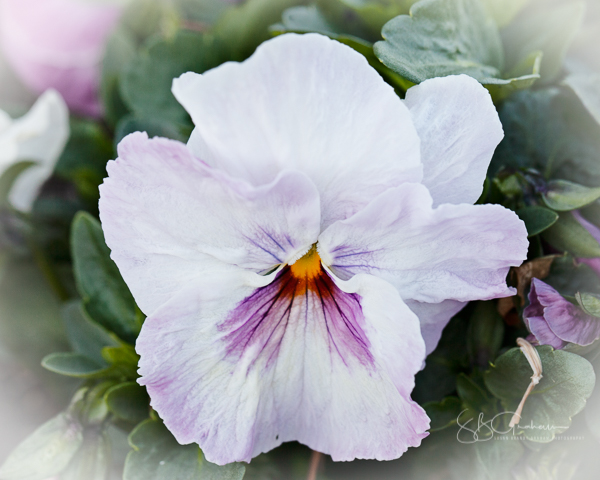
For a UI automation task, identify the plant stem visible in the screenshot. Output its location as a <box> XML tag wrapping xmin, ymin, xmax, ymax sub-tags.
<box><xmin>306</xmin><ymin>450</ymin><xmax>322</xmax><ymax>480</ymax></box>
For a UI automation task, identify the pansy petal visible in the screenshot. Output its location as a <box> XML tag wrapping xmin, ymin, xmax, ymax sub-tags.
<box><xmin>572</xmin><ymin>211</ymin><xmax>600</xmax><ymax>278</ymax></box>
<box><xmin>172</xmin><ymin>33</ymin><xmax>422</xmax><ymax>227</ymax></box>
<box><xmin>527</xmin><ymin>278</ymin><xmax>600</xmax><ymax>346</ymax></box>
<box><xmin>403</xmin><ymin>75</ymin><xmax>503</xmax><ymax>206</ymax></box>
<box><xmin>318</xmin><ymin>183</ymin><xmax>528</xmax><ymax>303</ymax></box>
<box><xmin>137</xmin><ymin>264</ymin><xmax>428</xmax><ymax>465</ymax></box>
<box><xmin>99</xmin><ymin>132</ymin><xmax>321</xmax><ymax>315</ymax></box>
<box><xmin>406</xmin><ymin>299</ymin><xmax>468</xmax><ymax>356</ymax></box>
<box><xmin>0</xmin><ymin>89</ymin><xmax>69</xmax><ymax>211</ymax></box>
<box><xmin>0</xmin><ymin>0</ymin><xmax>122</xmax><ymax>116</ymax></box>
<box><xmin>526</xmin><ymin>315</ymin><xmax>568</xmax><ymax>350</ymax></box>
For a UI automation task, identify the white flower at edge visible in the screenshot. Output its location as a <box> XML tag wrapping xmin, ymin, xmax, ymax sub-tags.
<box><xmin>99</xmin><ymin>34</ymin><xmax>528</xmax><ymax>465</ymax></box>
<box><xmin>0</xmin><ymin>90</ymin><xmax>69</xmax><ymax>211</ymax></box>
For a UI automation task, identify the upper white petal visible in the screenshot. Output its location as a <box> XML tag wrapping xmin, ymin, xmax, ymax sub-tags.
<box><xmin>172</xmin><ymin>33</ymin><xmax>422</xmax><ymax>227</ymax></box>
<box><xmin>403</xmin><ymin>75</ymin><xmax>504</xmax><ymax>206</ymax></box>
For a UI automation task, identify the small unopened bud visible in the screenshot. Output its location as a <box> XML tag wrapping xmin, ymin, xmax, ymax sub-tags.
<box><xmin>509</xmin><ymin>338</ymin><xmax>543</xmax><ymax>428</ymax></box>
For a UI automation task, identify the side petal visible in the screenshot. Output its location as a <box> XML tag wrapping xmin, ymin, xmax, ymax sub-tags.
<box><xmin>2</xmin><ymin>90</ymin><xmax>69</xmax><ymax>211</ymax></box>
<box><xmin>172</xmin><ymin>33</ymin><xmax>422</xmax><ymax>227</ymax></box>
<box><xmin>403</xmin><ymin>75</ymin><xmax>503</xmax><ymax>206</ymax></box>
<box><xmin>318</xmin><ymin>183</ymin><xmax>528</xmax><ymax>303</ymax></box>
<box><xmin>137</xmin><ymin>265</ymin><xmax>429</xmax><ymax>465</ymax></box>
<box><xmin>406</xmin><ymin>299</ymin><xmax>468</xmax><ymax>356</ymax></box>
<box><xmin>99</xmin><ymin>132</ymin><xmax>321</xmax><ymax>315</ymax></box>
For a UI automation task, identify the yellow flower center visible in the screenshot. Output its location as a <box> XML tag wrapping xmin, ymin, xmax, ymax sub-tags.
<box><xmin>289</xmin><ymin>245</ymin><xmax>322</xmax><ymax>279</ymax></box>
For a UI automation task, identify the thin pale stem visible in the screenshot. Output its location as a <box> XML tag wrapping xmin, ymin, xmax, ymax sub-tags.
<box><xmin>509</xmin><ymin>338</ymin><xmax>543</xmax><ymax>428</ymax></box>
<box><xmin>306</xmin><ymin>450</ymin><xmax>323</xmax><ymax>480</ymax></box>
<box><xmin>509</xmin><ymin>381</ymin><xmax>537</xmax><ymax>427</ymax></box>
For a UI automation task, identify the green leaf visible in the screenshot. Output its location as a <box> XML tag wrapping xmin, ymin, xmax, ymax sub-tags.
<box><xmin>373</xmin><ymin>0</ymin><xmax>540</xmax><ymax>97</ymax></box>
<box><xmin>543</xmin><ymin>180</ymin><xmax>600</xmax><ymax>211</ymax></box>
<box><xmin>199</xmin><ymin>458</ymin><xmax>247</xmax><ymax>480</ymax></box>
<box><xmin>120</xmin><ymin>0</ymin><xmax>176</xmax><ymax>43</ymax></box>
<box><xmin>0</xmin><ymin>412</ymin><xmax>83</xmax><ymax>480</ymax></box>
<box><xmin>501</xmin><ymin>1</ymin><xmax>584</xmax><ymax>83</ymax></box>
<box><xmin>585</xmin><ymin>375</ymin><xmax>600</xmax><ymax>442</ymax></box>
<box><xmin>375</xmin><ymin>0</ymin><xmax>503</xmax><ymax>83</ymax></box>
<box><xmin>100</xmin><ymin>27</ymin><xmax>136</xmax><ymax>128</ymax></box>
<box><xmin>512</xmin><ymin>438</ymin><xmax>589</xmax><ymax>480</ymax></box>
<box><xmin>484</xmin><ymin>345</ymin><xmax>595</xmax><ymax>442</ymax></box>
<box><xmin>42</xmin><ymin>352</ymin><xmax>110</xmax><ymax>378</ymax></box>
<box><xmin>544</xmin><ymin>254</ymin><xmax>600</xmax><ymax>297</ymax></box>
<box><xmin>54</xmin><ymin>120</ymin><xmax>114</xmax><ymax>205</ymax></box>
<box><xmin>114</xmin><ymin>114</ymin><xmax>189</xmax><ymax>147</ymax></box>
<box><xmin>175</xmin><ymin>0</ymin><xmax>234</xmax><ymax>27</ymax></box>
<box><xmin>456</xmin><ymin>373</ymin><xmax>495</xmax><ymax>414</ymax></box>
<box><xmin>467</xmin><ymin>302</ymin><xmax>504</xmax><ymax>368</ymax></box>
<box><xmin>0</xmin><ymin>161</ymin><xmax>35</xmax><ymax>207</ymax></box>
<box><xmin>124</xmin><ymin>419</ymin><xmax>246</xmax><ymax>480</ymax></box>
<box><xmin>101</xmin><ymin>344</ymin><xmax>140</xmax><ymax>380</ymax></box>
<box><xmin>575</xmin><ymin>292</ymin><xmax>600</xmax><ymax>318</ymax></box>
<box><xmin>0</xmin><ymin>256</ymin><xmax>70</xmax><ymax>374</ymax></box>
<box><xmin>484</xmin><ymin>50</ymin><xmax>541</xmax><ymax>102</ymax></box>
<box><xmin>564</xmin><ymin>73</ymin><xmax>600</xmax><ymax>126</ymax></box>
<box><xmin>71</xmin><ymin>211</ymin><xmax>141</xmax><ymax>343</ymax></box>
<box><xmin>62</xmin><ymin>300</ymin><xmax>119</xmax><ymax>366</ymax></box>
<box><xmin>423</xmin><ymin>396</ymin><xmax>462</xmax><ymax>431</ymax></box>
<box><xmin>316</xmin><ymin>0</ymin><xmax>412</xmax><ymax>41</ymax></box>
<box><xmin>481</xmin><ymin>0</ymin><xmax>530</xmax><ymax>28</ymax></box>
<box><xmin>121</xmin><ymin>30</ymin><xmax>225</xmax><ymax>124</ymax></box>
<box><xmin>105</xmin><ymin>382</ymin><xmax>150</xmax><ymax>424</ymax></box>
<box><xmin>273</xmin><ymin>4</ymin><xmax>340</xmax><ymax>35</ymax></box>
<box><xmin>100</xmin><ymin>0</ymin><xmax>182</xmax><ymax>127</ymax></box>
<box><xmin>542</xmin><ymin>212</ymin><xmax>600</xmax><ymax>258</ymax></box>
<box><xmin>214</xmin><ymin>0</ymin><xmax>303</xmax><ymax>61</ymax></box>
<box><xmin>102</xmin><ymin>344</ymin><xmax>139</xmax><ymax>369</ymax></box>
<box><xmin>516</xmin><ymin>206</ymin><xmax>559</xmax><ymax>237</ymax></box>
<box><xmin>413</xmin><ymin>314</ymin><xmax>469</xmax><ymax>404</ymax></box>
<box><xmin>473</xmin><ymin>440</ymin><xmax>525</xmax><ymax>480</ymax></box>
<box><xmin>491</xmin><ymin>88</ymin><xmax>600</xmax><ymax>187</ymax></box>
<box><xmin>493</xmin><ymin>173</ymin><xmax>522</xmax><ymax>197</ymax></box>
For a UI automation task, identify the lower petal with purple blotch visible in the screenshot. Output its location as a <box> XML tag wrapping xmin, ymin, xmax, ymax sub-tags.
<box><xmin>136</xmin><ymin>255</ymin><xmax>429</xmax><ymax>465</ymax></box>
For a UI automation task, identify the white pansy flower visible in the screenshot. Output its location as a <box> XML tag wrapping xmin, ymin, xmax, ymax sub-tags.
<box><xmin>0</xmin><ymin>90</ymin><xmax>69</xmax><ymax>211</ymax></box>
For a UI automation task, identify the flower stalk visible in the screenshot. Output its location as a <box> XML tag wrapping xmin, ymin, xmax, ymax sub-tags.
<box><xmin>307</xmin><ymin>450</ymin><xmax>323</xmax><ymax>480</ymax></box>
<box><xmin>509</xmin><ymin>337</ymin><xmax>543</xmax><ymax>428</ymax></box>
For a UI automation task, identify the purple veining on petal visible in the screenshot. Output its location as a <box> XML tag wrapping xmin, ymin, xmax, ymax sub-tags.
<box><xmin>259</xmin><ymin>227</ymin><xmax>286</xmax><ymax>252</ymax></box>
<box><xmin>220</xmin><ymin>264</ymin><xmax>374</xmax><ymax>373</ymax></box>
<box><xmin>327</xmin><ymin>246</ymin><xmax>385</xmax><ymax>280</ymax></box>
<box><xmin>242</xmin><ymin>234</ymin><xmax>283</xmax><ymax>264</ymax></box>
<box><xmin>240</xmin><ymin>225</ymin><xmax>303</xmax><ymax>266</ymax></box>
